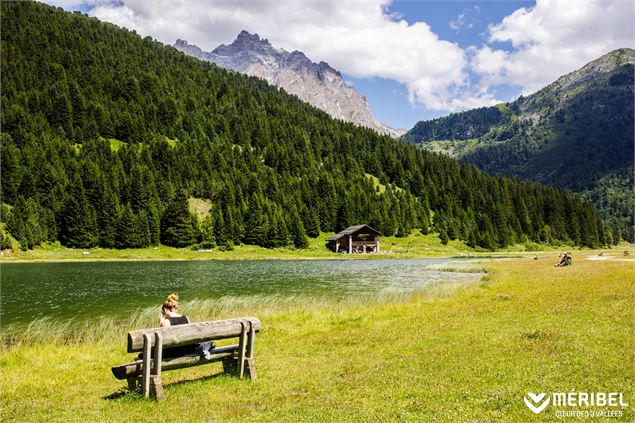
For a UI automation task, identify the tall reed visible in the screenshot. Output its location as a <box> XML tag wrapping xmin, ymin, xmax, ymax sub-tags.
<box><xmin>1</xmin><ymin>273</ymin><xmax>483</xmax><ymax>349</ymax></box>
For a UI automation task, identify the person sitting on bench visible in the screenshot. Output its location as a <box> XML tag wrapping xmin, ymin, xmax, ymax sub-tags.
<box><xmin>138</xmin><ymin>294</ymin><xmax>214</xmax><ymax>359</ymax></box>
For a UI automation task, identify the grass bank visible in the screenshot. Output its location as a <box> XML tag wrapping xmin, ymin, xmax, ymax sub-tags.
<box><xmin>1</xmin><ymin>259</ymin><xmax>633</xmax><ymax>422</ymax></box>
<box><xmin>3</xmin><ymin>230</ymin><xmax>628</xmax><ymax>262</ymax></box>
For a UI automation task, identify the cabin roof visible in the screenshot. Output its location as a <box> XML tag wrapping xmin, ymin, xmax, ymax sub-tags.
<box><xmin>327</xmin><ymin>224</ymin><xmax>383</xmax><ymax>241</ymax></box>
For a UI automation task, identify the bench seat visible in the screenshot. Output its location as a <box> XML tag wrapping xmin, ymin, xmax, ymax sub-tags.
<box><xmin>111</xmin><ymin>344</ymin><xmax>239</xmax><ymax>380</ymax></box>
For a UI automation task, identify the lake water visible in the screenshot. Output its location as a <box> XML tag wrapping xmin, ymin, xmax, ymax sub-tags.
<box><xmin>1</xmin><ymin>258</ymin><xmax>481</xmax><ymax>326</ymax></box>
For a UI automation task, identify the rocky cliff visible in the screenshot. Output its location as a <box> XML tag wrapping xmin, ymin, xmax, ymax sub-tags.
<box><xmin>175</xmin><ymin>32</ymin><xmax>403</xmax><ymax>137</ymax></box>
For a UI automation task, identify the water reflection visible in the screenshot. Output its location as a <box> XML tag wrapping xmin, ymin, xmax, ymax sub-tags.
<box><xmin>1</xmin><ymin>258</ymin><xmax>482</xmax><ymax>325</ymax></box>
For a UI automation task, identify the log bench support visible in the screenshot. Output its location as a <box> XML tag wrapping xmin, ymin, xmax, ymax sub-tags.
<box><xmin>140</xmin><ymin>332</ymin><xmax>164</xmax><ymax>400</ymax></box>
<box><xmin>112</xmin><ymin>317</ymin><xmax>259</xmax><ymax>400</ymax></box>
<box><xmin>237</xmin><ymin>320</ymin><xmax>256</xmax><ymax>380</ymax></box>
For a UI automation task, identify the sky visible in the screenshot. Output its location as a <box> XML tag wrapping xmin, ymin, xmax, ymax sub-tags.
<box><xmin>44</xmin><ymin>0</ymin><xmax>635</xmax><ymax>129</ymax></box>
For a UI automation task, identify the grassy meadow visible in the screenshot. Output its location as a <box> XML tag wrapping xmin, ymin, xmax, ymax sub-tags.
<box><xmin>0</xmin><ymin>229</ymin><xmax>614</xmax><ymax>262</ymax></box>
<box><xmin>1</xmin><ymin>257</ymin><xmax>633</xmax><ymax>422</ymax></box>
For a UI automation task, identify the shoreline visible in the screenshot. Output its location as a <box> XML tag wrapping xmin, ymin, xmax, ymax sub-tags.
<box><xmin>0</xmin><ymin>252</ymin><xmax>543</xmax><ymax>264</ymax></box>
<box><xmin>2</xmin><ymin>231</ymin><xmax>631</xmax><ymax>264</ymax></box>
<box><xmin>1</xmin><ymin>250</ymin><xmax>631</xmax><ymax>264</ymax></box>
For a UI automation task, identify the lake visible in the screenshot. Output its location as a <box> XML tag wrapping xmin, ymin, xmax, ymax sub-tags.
<box><xmin>1</xmin><ymin>258</ymin><xmax>481</xmax><ymax>326</ymax></box>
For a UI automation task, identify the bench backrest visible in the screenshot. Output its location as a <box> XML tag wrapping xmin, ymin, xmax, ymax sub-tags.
<box><xmin>127</xmin><ymin>317</ymin><xmax>260</xmax><ymax>353</ymax></box>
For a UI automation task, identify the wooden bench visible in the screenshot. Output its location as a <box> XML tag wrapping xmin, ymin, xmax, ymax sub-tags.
<box><xmin>111</xmin><ymin>317</ymin><xmax>260</xmax><ymax>400</ymax></box>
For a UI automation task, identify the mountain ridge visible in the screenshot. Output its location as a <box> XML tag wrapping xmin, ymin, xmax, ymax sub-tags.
<box><xmin>174</xmin><ymin>32</ymin><xmax>404</xmax><ymax>137</ymax></box>
<box><xmin>404</xmin><ymin>48</ymin><xmax>635</xmax><ymax>241</ymax></box>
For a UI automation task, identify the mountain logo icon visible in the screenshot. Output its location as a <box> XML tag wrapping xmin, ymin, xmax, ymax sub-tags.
<box><xmin>524</xmin><ymin>392</ymin><xmax>550</xmax><ymax>414</ymax></box>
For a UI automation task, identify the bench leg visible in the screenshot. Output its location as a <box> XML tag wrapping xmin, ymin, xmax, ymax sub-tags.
<box><xmin>151</xmin><ymin>332</ymin><xmax>164</xmax><ymax>401</ymax></box>
<box><xmin>141</xmin><ymin>333</ymin><xmax>152</xmax><ymax>398</ymax></box>
<box><xmin>238</xmin><ymin>323</ymin><xmax>248</xmax><ymax>379</ymax></box>
<box><xmin>127</xmin><ymin>376</ymin><xmax>141</xmax><ymax>391</ymax></box>
<box><xmin>222</xmin><ymin>358</ymin><xmax>238</xmax><ymax>375</ymax></box>
<box><xmin>149</xmin><ymin>375</ymin><xmax>164</xmax><ymax>401</ymax></box>
<box><xmin>245</xmin><ymin>324</ymin><xmax>257</xmax><ymax>380</ymax></box>
<box><xmin>237</xmin><ymin>321</ymin><xmax>257</xmax><ymax>380</ymax></box>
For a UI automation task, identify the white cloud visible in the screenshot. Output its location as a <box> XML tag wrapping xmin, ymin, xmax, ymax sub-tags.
<box><xmin>41</xmin><ymin>0</ymin><xmax>632</xmax><ymax>115</ymax></box>
<box><xmin>65</xmin><ymin>0</ymin><xmax>489</xmax><ymax>112</ymax></box>
<box><xmin>449</xmin><ymin>6</ymin><xmax>479</xmax><ymax>33</ymax></box>
<box><xmin>473</xmin><ymin>0</ymin><xmax>635</xmax><ymax>95</ymax></box>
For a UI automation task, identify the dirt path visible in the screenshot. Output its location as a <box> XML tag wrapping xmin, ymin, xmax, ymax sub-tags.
<box><xmin>586</xmin><ymin>254</ymin><xmax>635</xmax><ymax>262</ymax></box>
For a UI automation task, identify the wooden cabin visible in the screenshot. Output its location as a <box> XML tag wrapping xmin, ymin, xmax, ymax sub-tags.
<box><xmin>327</xmin><ymin>224</ymin><xmax>383</xmax><ymax>254</ymax></box>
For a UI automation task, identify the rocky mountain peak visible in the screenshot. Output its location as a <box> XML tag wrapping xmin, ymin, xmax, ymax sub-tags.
<box><xmin>519</xmin><ymin>48</ymin><xmax>634</xmax><ymax>116</ymax></box>
<box><xmin>174</xmin><ymin>38</ymin><xmax>203</xmax><ymax>56</ymax></box>
<box><xmin>536</xmin><ymin>48</ymin><xmax>634</xmax><ymax>97</ymax></box>
<box><xmin>174</xmin><ymin>31</ymin><xmax>403</xmax><ymax>137</ymax></box>
<box><xmin>213</xmin><ymin>30</ymin><xmax>274</xmax><ymax>56</ymax></box>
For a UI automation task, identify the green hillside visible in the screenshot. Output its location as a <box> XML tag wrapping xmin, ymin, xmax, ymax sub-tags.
<box><xmin>404</xmin><ymin>49</ymin><xmax>634</xmax><ymax>241</ymax></box>
<box><xmin>0</xmin><ymin>2</ymin><xmax>608</xmax><ymax>252</ymax></box>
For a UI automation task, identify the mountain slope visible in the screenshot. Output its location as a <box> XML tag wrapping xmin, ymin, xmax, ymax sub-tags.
<box><xmin>0</xmin><ymin>1</ymin><xmax>607</xmax><ymax>252</ymax></box>
<box><xmin>404</xmin><ymin>49</ymin><xmax>634</xmax><ymax>241</ymax></box>
<box><xmin>174</xmin><ymin>33</ymin><xmax>403</xmax><ymax>137</ymax></box>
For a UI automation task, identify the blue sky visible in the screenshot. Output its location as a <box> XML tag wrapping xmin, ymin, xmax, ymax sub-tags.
<box><xmin>47</xmin><ymin>0</ymin><xmax>634</xmax><ymax>130</ymax></box>
<box><xmin>351</xmin><ymin>1</ymin><xmax>534</xmax><ymax>127</ymax></box>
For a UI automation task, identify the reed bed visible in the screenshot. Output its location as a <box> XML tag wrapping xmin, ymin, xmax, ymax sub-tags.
<box><xmin>0</xmin><ymin>277</ymin><xmax>474</xmax><ymax>350</ymax></box>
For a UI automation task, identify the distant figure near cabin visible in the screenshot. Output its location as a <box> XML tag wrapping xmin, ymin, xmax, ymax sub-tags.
<box><xmin>555</xmin><ymin>252</ymin><xmax>572</xmax><ymax>267</ymax></box>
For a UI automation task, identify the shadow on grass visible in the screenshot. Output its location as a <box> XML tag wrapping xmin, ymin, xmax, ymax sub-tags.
<box><xmin>104</xmin><ymin>372</ymin><xmax>229</xmax><ymax>401</ymax></box>
<box><xmin>103</xmin><ymin>388</ymin><xmax>136</xmax><ymax>401</ymax></box>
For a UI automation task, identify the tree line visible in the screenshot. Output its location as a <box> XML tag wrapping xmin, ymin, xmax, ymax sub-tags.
<box><xmin>0</xmin><ymin>2</ymin><xmax>611</xmax><ymax>251</ymax></box>
<box><xmin>403</xmin><ymin>55</ymin><xmax>634</xmax><ymax>243</ymax></box>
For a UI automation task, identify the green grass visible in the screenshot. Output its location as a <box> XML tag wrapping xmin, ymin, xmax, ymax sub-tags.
<box><xmin>1</xmin><ymin>259</ymin><xmax>632</xmax><ymax>422</ymax></box>
<box><xmin>165</xmin><ymin>137</ymin><xmax>178</xmax><ymax>148</ymax></box>
<box><xmin>188</xmin><ymin>197</ymin><xmax>213</xmax><ymax>222</ymax></box>
<box><xmin>5</xmin><ymin>230</ymin><xmax>619</xmax><ymax>262</ymax></box>
<box><xmin>365</xmin><ymin>173</ymin><xmax>404</xmax><ymax>194</ymax></box>
<box><xmin>106</xmin><ymin>137</ymin><xmax>126</xmax><ymax>152</ymax></box>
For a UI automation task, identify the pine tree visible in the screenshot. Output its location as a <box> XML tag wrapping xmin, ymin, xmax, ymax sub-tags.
<box><xmin>289</xmin><ymin>207</ymin><xmax>309</xmax><ymax>249</ymax></box>
<box><xmin>147</xmin><ymin>202</ymin><xmax>161</xmax><ymax>246</ymax></box>
<box><xmin>160</xmin><ymin>191</ymin><xmax>198</xmax><ymax>248</ymax></box>
<box><xmin>135</xmin><ymin>210</ymin><xmax>151</xmax><ymax>248</ymax></box>
<box><xmin>213</xmin><ymin>207</ymin><xmax>228</xmax><ymax>247</ymax></box>
<box><xmin>270</xmin><ymin>210</ymin><xmax>292</xmax><ymax>247</ymax></box>
<box><xmin>439</xmin><ymin>229</ymin><xmax>449</xmax><ymax>245</ymax></box>
<box><xmin>97</xmin><ymin>187</ymin><xmax>118</xmax><ymax>248</ymax></box>
<box><xmin>115</xmin><ymin>205</ymin><xmax>134</xmax><ymax>249</ymax></box>
<box><xmin>6</xmin><ymin>196</ymin><xmax>27</xmax><ymax>249</ymax></box>
<box><xmin>61</xmin><ymin>176</ymin><xmax>99</xmax><ymax>248</ymax></box>
<box><xmin>200</xmin><ymin>214</ymin><xmax>216</xmax><ymax>248</ymax></box>
<box><xmin>303</xmin><ymin>206</ymin><xmax>320</xmax><ymax>238</ymax></box>
<box><xmin>243</xmin><ymin>196</ymin><xmax>267</xmax><ymax>246</ymax></box>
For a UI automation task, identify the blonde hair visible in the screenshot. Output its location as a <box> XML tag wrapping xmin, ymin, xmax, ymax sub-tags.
<box><xmin>162</xmin><ymin>293</ymin><xmax>179</xmax><ymax>312</ymax></box>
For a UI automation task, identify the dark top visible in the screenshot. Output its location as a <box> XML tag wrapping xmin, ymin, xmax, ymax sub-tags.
<box><xmin>168</xmin><ymin>315</ymin><xmax>189</xmax><ymax>325</ymax></box>
<box><xmin>163</xmin><ymin>315</ymin><xmax>197</xmax><ymax>358</ymax></box>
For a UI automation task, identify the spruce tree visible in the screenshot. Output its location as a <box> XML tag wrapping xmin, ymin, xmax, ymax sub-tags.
<box><xmin>213</xmin><ymin>207</ymin><xmax>228</xmax><ymax>247</ymax></box>
<box><xmin>61</xmin><ymin>176</ymin><xmax>99</xmax><ymax>248</ymax></box>
<box><xmin>147</xmin><ymin>202</ymin><xmax>161</xmax><ymax>246</ymax></box>
<box><xmin>303</xmin><ymin>206</ymin><xmax>321</xmax><ymax>238</ymax></box>
<box><xmin>289</xmin><ymin>207</ymin><xmax>309</xmax><ymax>249</ymax></box>
<box><xmin>160</xmin><ymin>191</ymin><xmax>198</xmax><ymax>248</ymax></box>
<box><xmin>244</xmin><ymin>196</ymin><xmax>267</xmax><ymax>246</ymax></box>
<box><xmin>439</xmin><ymin>229</ymin><xmax>449</xmax><ymax>245</ymax></box>
<box><xmin>115</xmin><ymin>205</ymin><xmax>134</xmax><ymax>249</ymax></box>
